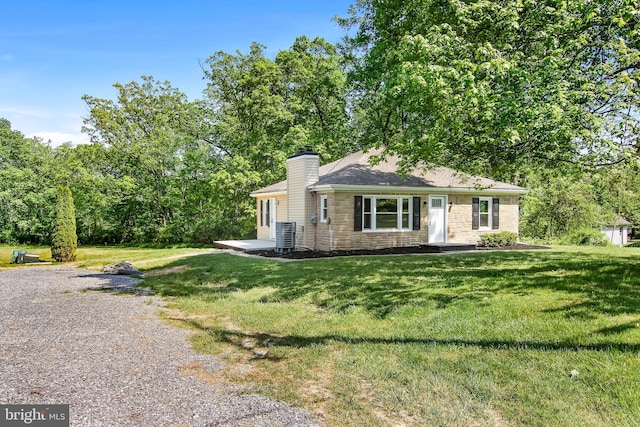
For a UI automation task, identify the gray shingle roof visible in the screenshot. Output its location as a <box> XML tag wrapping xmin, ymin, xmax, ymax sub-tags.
<box><xmin>251</xmin><ymin>180</ymin><xmax>287</xmax><ymax>195</ymax></box>
<box><xmin>251</xmin><ymin>149</ymin><xmax>526</xmax><ymax>195</ymax></box>
<box><xmin>602</xmin><ymin>217</ymin><xmax>632</xmax><ymax>226</ymax></box>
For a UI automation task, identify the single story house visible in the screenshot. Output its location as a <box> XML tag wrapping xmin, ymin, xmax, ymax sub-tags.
<box><xmin>250</xmin><ymin>147</ymin><xmax>527</xmax><ymax>251</ymax></box>
<box><xmin>600</xmin><ymin>218</ymin><xmax>631</xmax><ymax>246</ymax></box>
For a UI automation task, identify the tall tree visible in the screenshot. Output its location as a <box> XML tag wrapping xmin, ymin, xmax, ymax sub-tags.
<box><xmin>203</xmin><ymin>42</ymin><xmax>293</xmax><ymax>181</ymax></box>
<box><xmin>520</xmin><ymin>171</ymin><xmax>605</xmax><ymax>239</ymax></box>
<box><xmin>592</xmin><ymin>163</ymin><xmax>640</xmax><ymax>228</ymax></box>
<box><xmin>82</xmin><ymin>76</ymin><xmax>217</xmax><ymax>243</ymax></box>
<box><xmin>51</xmin><ymin>186</ymin><xmax>78</xmax><ymax>262</ymax></box>
<box><xmin>53</xmin><ymin>143</ymin><xmax>135</xmax><ymax>244</ymax></box>
<box><xmin>0</xmin><ymin>121</ymin><xmax>57</xmax><ymax>243</ymax></box>
<box><xmin>200</xmin><ymin>39</ymin><xmax>354</xmax><ymax>241</ymax></box>
<box><xmin>276</xmin><ymin>36</ymin><xmax>356</xmax><ymax>161</ymax></box>
<box><xmin>339</xmin><ymin>0</ymin><xmax>639</xmax><ymax>179</ymax></box>
<box><xmin>203</xmin><ymin>38</ymin><xmax>354</xmax><ymax>178</ymax></box>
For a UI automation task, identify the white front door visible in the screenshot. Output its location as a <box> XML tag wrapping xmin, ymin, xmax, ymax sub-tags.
<box><xmin>428</xmin><ymin>195</ymin><xmax>447</xmax><ymax>243</ymax></box>
<box><xmin>269</xmin><ymin>198</ymin><xmax>277</xmax><ymax>240</ymax></box>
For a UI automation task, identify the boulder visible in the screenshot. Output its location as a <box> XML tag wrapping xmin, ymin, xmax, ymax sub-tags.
<box><xmin>103</xmin><ymin>261</ymin><xmax>143</xmax><ymax>277</ymax></box>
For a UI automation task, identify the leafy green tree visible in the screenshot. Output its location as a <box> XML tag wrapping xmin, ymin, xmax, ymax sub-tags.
<box><xmin>82</xmin><ymin>76</ymin><xmax>216</xmax><ymax>243</ymax></box>
<box><xmin>592</xmin><ymin>164</ymin><xmax>640</xmax><ymax>228</ymax></box>
<box><xmin>0</xmin><ymin>124</ymin><xmax>57</xmax><ymax>243</ymax></box>
<box><xmin>276</xmin><ymin>36</ymin><xmax>356</xmax><ymax>161</ymax></box>
<box><xmin>53</xmin><ymin>143</ymin><xmax>135</xmax><ymax>244</ymax></box>
<box><xmin>203</xmin><ymin>38</ymin><xmax>354</xmax><ymax>176</ymax></box>
<box><xmin>51</xmin><ymin>186</ymin><xmax>78</xmax><ymax>262</ymax></box>
<box><xmin>205</xmin><ymin>156</ymin><xmax>263</xmax><ymax>240</ymax></box>
<box><xmin>339</xmin><ymin>0</ymin><xmax>639</xmax><ymax>179</ymax></box>
<box><xmin>520</xmin><ymin>171</ymin><xmax>605</xmax><ymax>240</ymax></box>
<box><xmin>203</xmin><ymin>42</ymin><xmax>293</xmax><ymax>182</ymax></box>
<box><xmin>199</xmin><ymin>38</ymin><xmax>354</xmax><ymax>240</ymax></box>
<box><xmin>520</xmin><ymin>162</ymin><xmax>640</xmax><ymax>241</ymax></box>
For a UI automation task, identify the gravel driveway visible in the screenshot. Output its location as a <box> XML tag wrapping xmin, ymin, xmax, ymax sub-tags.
<box><xmin>0</xmin><ymin>266</ymin><xmax>320</xmax><ymax>426</ymax></box>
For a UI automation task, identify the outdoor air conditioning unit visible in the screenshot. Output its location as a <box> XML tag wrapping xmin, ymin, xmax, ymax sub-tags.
<box><xmin>275</xmin><ymin>221</ymin><xmax>296</xmax><ymax>253</ymax></box>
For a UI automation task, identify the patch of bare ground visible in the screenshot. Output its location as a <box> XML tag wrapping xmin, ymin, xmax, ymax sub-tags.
<box><xmin>358</xmin><ymin>377</ymin><xmax>414</xmax><ymax>426</ymax></box>
<box><xmin>373</xmin><ymin>408</ymin><xmax>410</xmax><ymax>427</ymax></box>
<box><xmin>161</xmin><ymin>308</ymin><xmax>212</xmax><ymax>325</ymax></box>
<box><xmin>185</xmin><ymin>313</ymin><xmax>336</xmax><ymax>420</ymax></box>
<box><xmin>163</xmin><ymin>307</ymin><xmax>339</xmax><ymax>423</ymax></box>
<box><xmin>164</xmin><ymin>310</ymin><xmax>271</xmax><ymax>376</ymax></box>
<box><xmin>293</xmin><ymin>353</ymin><xmax>341</xmax><ymax>420</ymax></box>
<box><xmin>483</xmin><ymin>407</ymin><xmax>509</xmax><ymax>427</ymax></box>
<box><xmin>176</xmin><ymin>361</ymin><xmax>225</xmax><ymax>388</ymax></box>
<box><xmin>145</xmin><ymin>265</ymin><xmax>189</xmax><ymax>276</ymax></box>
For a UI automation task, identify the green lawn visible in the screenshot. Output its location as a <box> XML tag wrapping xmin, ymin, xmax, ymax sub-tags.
<box><xmin>0</xmin><ymin>245</ymin><xmax>216</xmax><ymax>269</ymax></box>
<box><xmin>141</xmin><ymin>246</ymin><xmax>640</xmax><ymax>426</ymax></box>
<box><xmin>3</xmin><ymin>244</ymin><xmax>637</xmax><ymax>425</ymax></box>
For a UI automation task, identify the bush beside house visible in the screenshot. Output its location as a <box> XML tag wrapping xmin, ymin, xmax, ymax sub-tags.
<box><xmin>478</xmin><ymin>232</ymin><xmax>519</xmax><ymax>248</ymax></box>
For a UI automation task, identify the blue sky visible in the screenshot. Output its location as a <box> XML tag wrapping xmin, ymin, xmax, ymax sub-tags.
<box><xmin>0</xmin><ymin>0</ymin><xmax>353</xmax><ymax>145</ymax></box>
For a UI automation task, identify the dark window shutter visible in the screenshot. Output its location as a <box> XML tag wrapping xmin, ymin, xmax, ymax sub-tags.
<box><xmin>492</xmin><ymin>198</ymin><xmax>499</xmax><ymax>229</ymax></box>
<box><xmin>412</xmin><ymin>197</ymin><xmax>421</xmax><ymax>230</ymax></box>
<box><xmin>354</xmin><ymin>196</ymin><xmax>363</xmax><ymax>231</ymax></box>
<box><xmin>472</xmin><ymin>197</ymin><xmax>480</xmax><ymax>230</ymax></box>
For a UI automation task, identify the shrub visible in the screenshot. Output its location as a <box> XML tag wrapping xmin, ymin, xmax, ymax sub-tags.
<box><xmin>478</xmin><ymin>232</ymin><xmax>518</xmax><ymax>248</ymax></box>
<box><xmin>563</xmin><ymin>228</ymin><xmax>609</xmax><ymax>246</ymax></box>
<box><xmin>51</xmin><ymin>186</ymin><xmax>78</xmax><ymax>262</ymax></box>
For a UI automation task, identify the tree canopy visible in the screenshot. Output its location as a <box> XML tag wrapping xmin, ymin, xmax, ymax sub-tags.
<box><xmin>202</xmin><ymin>36</ymin><xmax>354</xmax><ymax>179</ymax></box>
<box><xmin>339</xmin><ymin>0</ymin><xmax>639</xmax><ymax>179</ymax></box>
<box><xmin>1</xmin><ymin>3</ymin><xmax>639</xmax><ymax>246</ymax></box>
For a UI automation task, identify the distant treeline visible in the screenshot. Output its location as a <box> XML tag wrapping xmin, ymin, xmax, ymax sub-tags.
<box><xmin>2</xmin><ymin>0</ymin><xmax>639</xmax><ymax>245</ymax></box>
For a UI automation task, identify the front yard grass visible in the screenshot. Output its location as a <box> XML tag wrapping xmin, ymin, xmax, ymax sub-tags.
<box><xmin>143</xmin><ymin>246</ymin><xmax>640</xmax><ymax>425</ymax></box>
<box><xmin>0</xmin><ymin>245</ymin><xmax>215</xmax><ymax>269</ymax></box>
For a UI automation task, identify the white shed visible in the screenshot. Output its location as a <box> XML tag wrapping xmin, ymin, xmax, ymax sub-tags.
<box><xmin>601</xmin><ymin>218</ymin><xmax>631</xmax><ymax>246</ymax></box>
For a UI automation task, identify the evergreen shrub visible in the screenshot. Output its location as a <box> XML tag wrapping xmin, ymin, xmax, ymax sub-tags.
<box><xmin>51</xmin><ymin>186</ymin><xmax>78</xmax><ymax>262</ymax></box>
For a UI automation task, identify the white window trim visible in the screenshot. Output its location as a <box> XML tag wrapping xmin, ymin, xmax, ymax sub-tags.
<box><xmin>320</xmin><ymin>195</ymin><xmax>328</xmax><ymax>223</ymax></box>
<box><xmin>479</xmin><ymin>197</ymin><xmax>492</xmax><ymax>230</ymax></box>
<box><xmin>362</xmin><ymin>196</ymin><xmax>412</xmax><ymax>232</ymax></box>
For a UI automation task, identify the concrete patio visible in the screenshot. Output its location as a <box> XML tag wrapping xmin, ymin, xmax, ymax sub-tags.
<box><xmin>214</xmin><ymin>239</ymin><xmax>276</xmax><ymax>252</ymax></box>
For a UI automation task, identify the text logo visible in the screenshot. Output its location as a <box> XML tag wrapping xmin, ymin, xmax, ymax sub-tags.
<box><xmin>0</xmin><ymin>405</ymin><xmax>69</xmax><ymax>427</ymax></box>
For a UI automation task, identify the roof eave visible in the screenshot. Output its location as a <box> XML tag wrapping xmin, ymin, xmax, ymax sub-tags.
<box><xmin>308</xmin><ymin>184</ymin><xmax>527</xmax><ymax>195</ymax></box>
<box><xmin>250</xmin><ymin>190</ymin><xmax>287</xmax><ymax>198</ymax></box>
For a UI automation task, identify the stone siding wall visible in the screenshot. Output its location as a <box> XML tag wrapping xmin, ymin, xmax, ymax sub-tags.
<box><xmin>309</xmin><ymin>192</ymin><xmax>520</xmax><ymax>251</ymax></box>
<box><xmin>446</xmin><ymin>195</ymin><xmax>520</xmax><ymax>243</ymax></box>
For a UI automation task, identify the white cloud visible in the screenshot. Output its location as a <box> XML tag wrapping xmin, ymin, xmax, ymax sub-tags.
<box><xmin>28</xmin><ymin>131</ymin><xmax>90</xmax><ymax>147</ymax></box>
<box><xmin>0</xmin><ymin>105</ymin><xmax>50</xmax><ymax>119</ymax></box>
<box><xmin>0</xmin><ymin>105</ymin><xmax>89</xmax><ymax>147</ymax></box>
<box><xmin>1</xmin><ymin>54</ymin><xmax>13</xmax><ymax>62</ymax></box>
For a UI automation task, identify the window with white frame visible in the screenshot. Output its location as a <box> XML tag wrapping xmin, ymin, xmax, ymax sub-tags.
<box><xmin>362</xmin><ymin>196</ymin><xmax>412</xmax><ymax>231</ymax></box>
<box><xmin>479</xmin><ymin>197</ymin><xmax>491</xmax><ymax>229</ymax></box>
<box><xmin>320</xmin><ymin>195</ymin><xmax>328</xmax><ymax>223</ymax></box>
